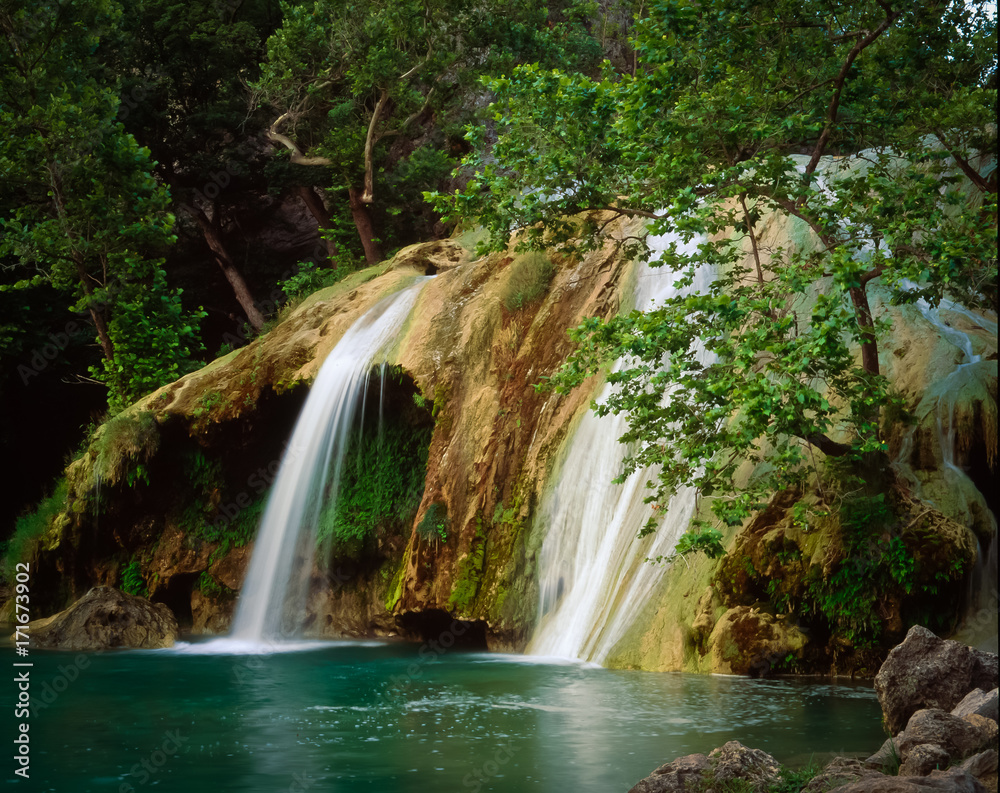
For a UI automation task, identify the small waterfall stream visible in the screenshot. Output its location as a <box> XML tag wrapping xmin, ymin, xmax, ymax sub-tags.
<box><xmin>228</xmin><ymin>279</ymin><xmax>429</xmax><ymax>644</ymax></box>
<box><xmin>894</xmin><ymin>288</ymin><xmax>998</xmax><ymax>651</ymax></box>
<box><xmin>528</xmin><ymin>233</ymin><xmax>711</xmax><ymax>663</ymax></box>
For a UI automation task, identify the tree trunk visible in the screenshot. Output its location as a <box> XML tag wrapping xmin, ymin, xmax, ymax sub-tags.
<box><xmin>849</xmin><ymin>285</ymin><xmax>879</xmax><ymax>377</ymax></box>
<box><xmin>73</xmin><ymin>254</ymin><xmax>114</xmax><ymax>362</ymax></box>
<box><xmin>185</xmin><ymin>204</ymin><xmax>265</xmax><ymax>331</ymax></box>
<box><xmin>348</xmin><ymin>186</ymin><xmax>382</xmax><ymax>263</ymax></box>
<box><xmin>296</xmin><ymin>186</ymin><xmax>337</xmax><ymax>261</ymax></box>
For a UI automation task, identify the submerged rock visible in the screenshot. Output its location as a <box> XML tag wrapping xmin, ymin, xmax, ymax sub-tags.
<box><xmin>874</xmin><ymin>625</ymin><xmax>998</xmax><ymax>733</ymax></box>
<box><xmin>28</xmin><ymin>586</ymin><xmax>178</xmax><ymax>650</ymax></box>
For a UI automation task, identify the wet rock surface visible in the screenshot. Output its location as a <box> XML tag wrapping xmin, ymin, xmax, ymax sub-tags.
<box><xmin>28</xmin><ymin>586</ymin><xmax>178</xmax><ymax>650</ymax></box>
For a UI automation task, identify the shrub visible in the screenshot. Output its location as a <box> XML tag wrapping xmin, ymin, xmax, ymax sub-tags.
<box><xmin>500</xmin><ymin>251</ymin><xmax>554</xmax><ymax>311</ymax></box>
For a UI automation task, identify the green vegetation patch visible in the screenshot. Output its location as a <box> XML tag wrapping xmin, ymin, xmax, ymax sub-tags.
<box><xmin>448</xmin><ymin>522</ymin><xmax>486</xmax><ymax>613</ymax></box>
<box><xmin>500</xmin><ymin>251</ymin><xmax>555</xmax><ymax>312</ymax></box>
<box><xmin>94</xmin><ymin>410</ymin><xmax>160</xmax><ymax>486</ymax></box>
<box><xmin>1</xmin><ymin>478</ymin><xmax>69</xmax><ymax>580</ymax></box>
<box><xmin>317</xmin><ymin>419</ymin><xmax>432</xmax><ymax>557</ymax></box>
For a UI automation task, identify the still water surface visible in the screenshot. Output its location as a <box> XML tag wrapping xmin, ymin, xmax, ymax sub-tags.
<box><xmin>10</xmin><ymin>640</ymin><xmax>884</xmax><ymax>792</ymax></box>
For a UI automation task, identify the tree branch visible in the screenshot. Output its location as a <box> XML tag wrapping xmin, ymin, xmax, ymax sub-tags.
<box><xmin>360</xmin><ymin>89</ymin><xmax>390</xmax><ymax>204</ymax></box>
<box><xmin>804</xmin><ymin>432</ymin><xmax>852</xmax><ymax>457</ymax></box>
<box><xmin>802</xmin><ymin>7</ymin><xmax>899</xmax><ymax>184</ymax></box>
<box><xmin>266</xmin><ymin>113</ymin><xmax>332</xmax><ymax>166</ymax></box>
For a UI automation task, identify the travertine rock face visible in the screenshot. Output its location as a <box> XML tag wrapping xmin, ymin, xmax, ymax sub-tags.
<box><xmin>29</xmin><ymin>586</ymin><xmax>178</xmax><ymax>650</ymax></box>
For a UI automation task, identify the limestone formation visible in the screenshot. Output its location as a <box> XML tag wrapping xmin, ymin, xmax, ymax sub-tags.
<box><xmin>705</xmin><ymin>606</ymin><xmax>807</xmax><ymax>676</ymax></box>
<box><xmin>29</xmin><ymin>586</ymin><xmax>178</xmax><ymax>650</ymax></box>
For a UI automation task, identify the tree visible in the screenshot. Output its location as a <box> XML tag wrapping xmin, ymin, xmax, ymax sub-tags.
<box><xmin>254</xmin><ymin>0</ymin><xmax>603</xmax><ymax>262</ymax></box>
<box><xmin>0</xmin><ymin>0</ymin><xmax>203</xmax><ymax>410</ymax></box>
<box><xmin>435</xmin><ymin>0</ymin><xmax>997</xmax><ymax>530</ymax></box>
<box><xmin>104</xmin><ymin>0</ymin><xmax>285</xmax><ymax>332</ymax></box>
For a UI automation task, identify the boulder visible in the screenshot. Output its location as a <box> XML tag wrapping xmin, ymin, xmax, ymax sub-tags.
<box><xmin>875</xmin><ymin>625</ymin><xmax>998</xmax><ymax>733</ymax></box>
<box><xmin>808</xmin><ymin>758</ymin><xmax>886</xmax><ymax>792</ymax></box>
<box><xmin>828</xmin><ymin>768</ymin><xmax>986</xmax><ymax>793</ymax></box>
<box><xmin>899</xmin><ymin>744</ymin><xmax>951</xmax><ymax>777</ymax></box>
<box><xmin>627</xmin><ymin>754</ymin><xmax>712</xmax><ymax>793</ymax></box>
<box><xmin>959</xmin><ymin>751</ymin><xmax>999</xmax><ymax>778</ymax></box>
<box><xmin>866</xmin><ymin>738</ymin><xmax>904</xmax><ymax>771</ymax></box>
<box><xmin>628</xmin><ymin>742</ymin><xmax>781</xmax><ymax>793</ymax></box>
<box><xmin>708</xmin><ymin>741</ymin><xmax>782</xmax><ymax>791</ymax></box>
<box><xmin>28</xmin><ymin>586</ymin><xmax>178</xmax><ymax>650</ymax></box>
<box><xmin>899</xmin><ymin>709</ymin><xmax>997</xmax><ymax>760</ymax></box>
<box><xmin>952</xmin><ymin>689</ymin><xmax>1000</xmax><ymax>723</ymax></box>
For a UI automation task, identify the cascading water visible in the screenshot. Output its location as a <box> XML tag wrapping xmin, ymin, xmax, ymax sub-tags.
<box><xmin>528</xmin><ymin>233</ymin><xmax>711</xmax><ymax>663</ymax></box>
<box><xmin>228</xmin><ymin>279</ymin><xmax>429</xmax><ymax>644</ymax></box>
<box><xmin>895</xmin><ymin>289</ymin><xmax>999</xmax><ymax>652</ymax></box>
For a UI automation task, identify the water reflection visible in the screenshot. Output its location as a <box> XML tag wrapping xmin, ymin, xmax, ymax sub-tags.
<box><xmin>22</xmin><ymin>643</ymin><xmax>883</xmax><ymax>792</ymax></box>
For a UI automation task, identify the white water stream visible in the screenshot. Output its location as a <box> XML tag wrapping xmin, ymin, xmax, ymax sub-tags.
<box><xmin>228</xmin><ymin>279</ymin><xmax>429</xmax><ymax>644</ymax></box>
<box><xmin>528</xmin><ymin>233</ymin><xmax>711</xmax><ymax>663</ymax></box>
<box><xmin>894</xmin><ymin>286</ymin><xmax>998</xmax><ymax>651</ymax></box>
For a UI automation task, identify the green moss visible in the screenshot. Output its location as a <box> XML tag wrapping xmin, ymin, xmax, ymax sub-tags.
<box><xmin>1</xmin><ymin>478</ymin><xmax>69</xmax><ymax>580</ymax></box>
<box><xmin>448</xmin><ymin>523</ymin><xmax>486</xmax><ymax>613</ymax></box>
<box><xmin>384</xmin><ymin>557</ymin><xmax>406</xmax><ymax>611</ymax></box>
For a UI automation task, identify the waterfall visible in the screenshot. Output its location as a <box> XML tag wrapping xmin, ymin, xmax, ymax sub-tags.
<box><xmin>895</xmin><ymin>286</ymin><xmax>998</xmax><ymax>651</ymax></box>
<box><xmin>528</xmin><ymin>233</ymin><xmax>711</xmax><ymax>663</ymax></box>
<box><xmin>228</xmin><ymin>279</ymin><xmax>429</xmax><ymax>644</ymax></box>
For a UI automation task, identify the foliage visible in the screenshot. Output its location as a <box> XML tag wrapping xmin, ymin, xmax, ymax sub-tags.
<box><xmin>501</xmin><ymin>252</ymin><xmax>556</xmax><ymax>311</ymax></box>
<box><xmin>198</xmin><ymin>571</ymin><xmax>234</xmax><ymax>599</ymax></box>
<box><xmin>119</xmin><ymin>558</ymin><xmax>148</xmax><ymax>597</ymax></box>
<box><xmin>435</xmin><ymin>0</ymin><xmax>998</xmax><ymax>533</ymax></box>
<box><xmin>0</xmin><ymin>0</ymin><xmax>205</xmax><ymax>411</ymax></box>
<box><xmin>0</xmin><ymin>478</ymin><xmax>68</xmax><ymax>579</ymax></box>
<box><xmin>93</xmin><ymin>411</ymin><xmax>160</xmax><ymax>486</ymax></box>
<box><xmin>254</xmin><ymin>0</ymin><xmax>603</xmax><ymax>254</ymax></box>
<box><xmin>317</xmin><ymin>420</ymin><xmax>432</xmax><ymax>556</ymax></box>
<box><xmin>675</xmin><ymin>527</ymin><xmax>725</xmax><ymax>559</ymax></box>
<box><xmin>798</xmin><ymin>495</ymin><xmax>910</xmax><ymax>646</ymax></box>
<box><xmin>417</xmin><ymin>502</ymin><xmax>449</xmax><ymax>544</ymax></box>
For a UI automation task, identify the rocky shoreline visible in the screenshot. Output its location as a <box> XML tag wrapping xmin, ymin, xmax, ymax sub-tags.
<box><xmin>629</xmin><ymin>626</ymin><xmax>999</xmax><ymax>793</ymax></box>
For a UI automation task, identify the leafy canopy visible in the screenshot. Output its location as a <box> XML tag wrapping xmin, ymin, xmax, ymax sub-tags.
<box><xmin>0</xmin><ymin>0</ymin><xmax>204</xmax><ymax>410</ymax></box>
<box><xmin>434</xmin><ymin>0</ymin><xmax>998</xmax><ymax>531</ymax></box>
